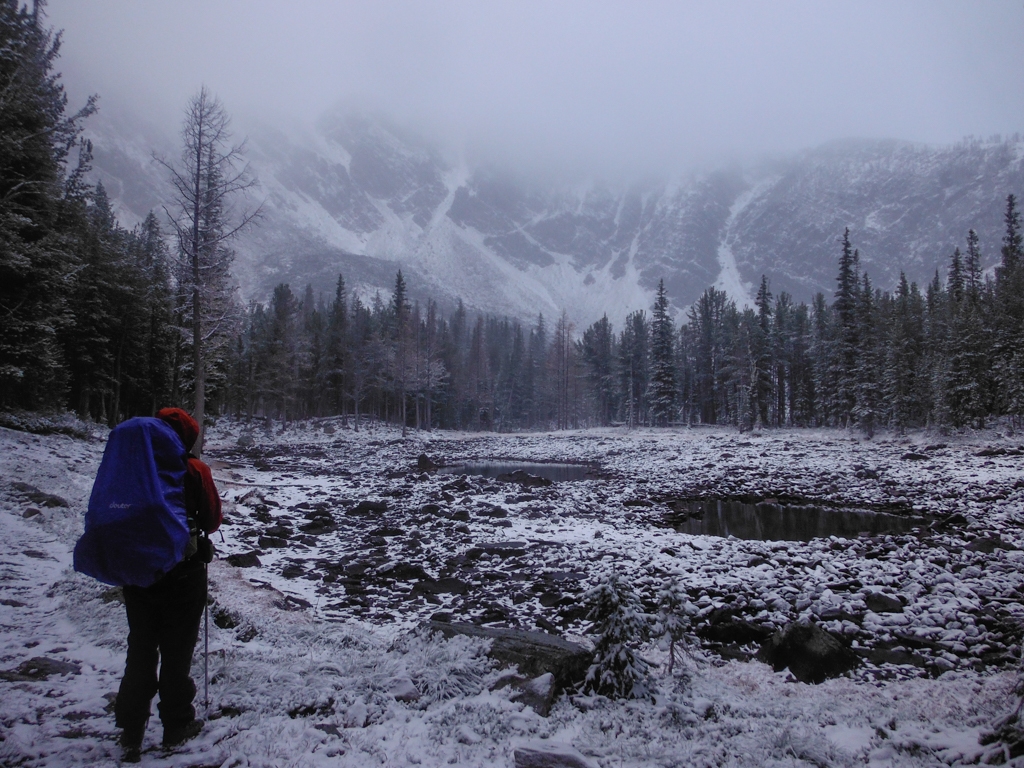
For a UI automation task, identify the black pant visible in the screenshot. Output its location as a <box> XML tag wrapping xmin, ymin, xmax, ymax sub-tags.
<box><xmin>115</xmin><ymin>558</ymin><xmax>206</xmax><ymax>732</ymax></box>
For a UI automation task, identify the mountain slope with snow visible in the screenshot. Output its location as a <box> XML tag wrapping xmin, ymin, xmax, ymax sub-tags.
<box><xmin>87</xmin><ymin>109</ymin><xmax>1024</xmax><ymax>326</ymax></box>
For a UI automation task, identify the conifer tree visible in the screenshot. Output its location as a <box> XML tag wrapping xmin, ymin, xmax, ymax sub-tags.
<box><xmin>583</xmin><ymin>573</ymin><xmax>652</xmax><ymax>700</ymax></box>
<box><xmin>648</xmin><ymin>279</ymin><xmax>676</xmax><ymax>425</ymax></box>
<box><xmin>0</xmin><ymin>0</ymin><xmax>95</xmax><ymax>407</ymax></box>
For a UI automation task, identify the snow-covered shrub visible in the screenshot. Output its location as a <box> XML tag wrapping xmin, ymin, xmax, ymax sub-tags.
<box><xmin>393</xmin><ymin>630</ymin><xmax>494</xmax><ymax>705</ymax></box>
<box><xmin>582</xmin><ymin>573</ymin><xmax>653</xmax><ymax>700</ymax></box>
<box><xmin>652</xmin><ymin>578</ymin><xmax>694</xmax><ymax>675</ymax></box>
<box><xmin>979</xmin><ymin>676</ymin><xmax>1024</xmax><ymax>763</ymax></box>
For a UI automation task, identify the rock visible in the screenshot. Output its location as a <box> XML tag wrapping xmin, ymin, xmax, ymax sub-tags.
<box><xmin>756</xmin><ymin>621</ymin><xmax>859</xmax><ymax>683</ymax></box>
<box><xmin>226</xmin><ymin>551</ymin><xmax>262</xmax><ymax>568</ymax></box>
<box><xmin>497</xmin><ymin>470</ymin><xmax>553</xmax><ymax>488</ymax></box>
<box><xmin>258</xmin><ymin>536</ymin><xmax>288</xmax><ymax>549</ymax></box>
<box><xmin>100</xmin><ymin>587</ymin><xmax>125</xmax><ymax>604</ymax></box>
<box><xmin>379</xmin><ymin>562</ymin><xmax>433</xmax><ymax>581</ymax></box>
<box><xmin>967</xmin><ymin>537</ymin><xmax>1012</xmax><ymax>553</ymax></box>
<box><xmin>698</xmin><ymin>618</ymin><xmax>774</xmax><ymax>645</ymax></box>
<box><xmin>11</xmin><ymin>482</ymin><xmax>69</xmax><ymax>507</ymax></box>
<box><xmin>412</xmin><ymin>577</ymin><xmax>469</xmax><ymax>596</ymax></box>
<box><xmin>976</xmin><ymin>446</ymin><xmax>1007</xmax><ymax>457</ymax></box>
<box><xmin>513</xmin><ymin>741</ymin><xmax>599</xmax><ymax>768</ymax></box>
<box><xmin>417</xmin><ymin>454</ymin><xmax>440</xmax><ymax>471</ymax></box>
<box><xmin>22</xmin><ymin>507</ymin><xmax>41</xmax><ymax>518</ymax></box>
<box><xmin>451</xmin><ymin>509</ymin><xmax>471</xmax><ymax>522</ymax></box>
<box><xmin>343</xmin><ymin>700</ymin><xmax>368</xmax><ymax>728</ymax></box>
<box><xmin>237</xmin><ymin>433</ymin><xmax>255</xmax><ymax>447</ymax></box>
<box><xmin>281</xmin><ymin>564</ymin><xmax>305</xmax><ymax>578</ymax></box>
<box><xmin>0</xmin><ymin>656</ymin><xmax>81</xmax><ymax>681</ymax></box>
<box><xmin>466</xmin><ymin>541</ymin><xmax>528</xmax><ymax>559</ymax></box>
<box><xmin>510</xmin><ymin>672</ymin><xmax>556</xmax><ymax>716</ymax></box>
<box><xmin>427</xmin><ymin>621</ymin><xmax>592</xmax><ymax>693</ymax></box>
<box><xmin>387</xmin><ymin>676</ymin><xmax>420</xmax><ymax>702</ymax></box>
<box><xmin>456</xmin><ymin>724</ymin><xmax>482</xmax><ymax>744</ymax></box>
<box><xmin>864</xmin><ymin>591</ymin><xmax>904</xmax><ymax>613</ymax></box>
<box><xmin>323</xmin><ymin>424</ymin><xmax>336</xmax><ymax>436</ymax></box>
<box><xmin>900</xmin><ymin>452</ymin><xmax>929</xmax><ymax>461</ymax></box>
<box><xmin>349</xmin><ymin>500</ymin><xmax>388</xmax><ymax>515</ymax></box>
<box><xmin>478</xmin><ymin>506</ymin><xmax>508</xmax><ymax>518</ymax></box>
<box><xmin>420</xmin><ymin>503</ymin><xmax>444</xmax><ymax>515</ymax></box>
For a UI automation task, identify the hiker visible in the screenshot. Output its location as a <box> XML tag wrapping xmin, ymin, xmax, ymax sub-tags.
<box><xmin>112</xmin><ymin>408</ymin><xmax>221</xmax><ymax>761</ymax></box>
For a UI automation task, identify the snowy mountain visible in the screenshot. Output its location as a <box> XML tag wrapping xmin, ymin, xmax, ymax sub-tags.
<box><xmin>86</xmin><ymin>108</ymin><xmax>1024</xmax><ymax>326</ymax></box>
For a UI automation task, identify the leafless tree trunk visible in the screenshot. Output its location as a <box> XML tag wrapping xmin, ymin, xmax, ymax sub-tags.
<box><xmin>158</xmin><ymin>87</ymin><xmax>259</xmax><ymax>456</ymax></box>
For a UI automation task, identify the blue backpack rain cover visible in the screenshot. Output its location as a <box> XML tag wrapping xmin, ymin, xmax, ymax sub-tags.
<box><xmin>74</xmin><ymin>417</ymin><xmax>190</xmax><ymax>587</ymax></box>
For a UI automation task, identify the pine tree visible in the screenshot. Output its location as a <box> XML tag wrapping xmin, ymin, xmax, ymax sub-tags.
<box><xmin>648</xmin><ymin>279</ymin><xmax>676</xmax><ymax>425</ymax></box>
<box><xmin>619</xmin><ymin>310</ymin><xmax>649</xmax><ymax>427</ymax></box>
<box><xmin>751</xmin><ymin>275</ymin><xmax>773</xmax><ymax>428</ymax></box>
<box><xmin>0</xmin><ymin>0</ymin><xmax>96</xmax><ymax>407</ymax></box>
<box><xmin>581</xmin><ymin>315</ymin><xmax>616</xmax><ymax>425</ymax></box>
<box><xmin>852</xmin><ymin>273</ymin><xmax>881</xmax><ymax>437</ymax></box>
<box><xmin>583</xmin><ymin>573</ymin><xmax>652</xmax><ymax>700</ymax></box>
<box><xmin>652</xmin><ymin>579</ymin><xmax>692</xmax><ymax>675</ymax></box>
<box><xmin>832</xmin><ymin>230</ymin><xmax>860</xmax><ymax>426</ymax></box>
<box><xmin>993</xmin><ymin>195</ymin><xmax>1024</xmax><ymax>424</ymax></box>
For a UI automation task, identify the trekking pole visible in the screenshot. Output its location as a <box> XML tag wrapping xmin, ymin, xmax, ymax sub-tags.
<box><xmin>203</xmin><ymin>559</ymin><xmax>209</xmax><ymax>717</ymax></box>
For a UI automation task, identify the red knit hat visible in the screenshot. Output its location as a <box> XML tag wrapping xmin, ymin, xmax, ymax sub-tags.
<box><xmin>156</xmin><ymin>408</ymin><xmax>200</xmax><ymax>451</ymax></box>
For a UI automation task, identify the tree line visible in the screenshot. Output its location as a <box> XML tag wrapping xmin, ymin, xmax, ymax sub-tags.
<box><xmin>219</xmin><ymin>199</ymin><xmax>1023</xmax><ymax>434</ymax></box>
<box><xmin>3</xmin><ymin>2</ymin><xmax>1023</xmax><ymax>436</ymax></box>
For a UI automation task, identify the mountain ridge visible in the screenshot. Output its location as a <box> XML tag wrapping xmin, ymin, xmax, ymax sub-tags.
<box><xmin>84</xmin><ymin>107</ymin><xmax>1024</xmax><ymax>327</ymax></box>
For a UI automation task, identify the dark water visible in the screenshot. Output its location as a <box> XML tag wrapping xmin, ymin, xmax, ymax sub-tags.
<box><xmin>441</xmin><ymin>462</ymin><xmax>593</xmax><ymax>482</ymax></box>
<box><xmin>667</xmin><ymin>500</ymin><xmax>929</xmax><ymax>542</ymax></box>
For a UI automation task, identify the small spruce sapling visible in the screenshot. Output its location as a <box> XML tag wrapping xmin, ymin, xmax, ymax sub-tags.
<box><xmin>652</xmin><ymin>579</ymin><xmax>692</xmax><ymax>675</ymax></box>
<box><xmin>582</xmin><ymin>573</ymin><xmax>653</xmax><ymax>700</ymax></box>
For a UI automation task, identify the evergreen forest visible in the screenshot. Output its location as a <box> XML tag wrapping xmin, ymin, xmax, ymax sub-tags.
<box><xmin>3</xmin><ymin>2</ymin><xmax>1024</xmax><ymax>435</ymax></box>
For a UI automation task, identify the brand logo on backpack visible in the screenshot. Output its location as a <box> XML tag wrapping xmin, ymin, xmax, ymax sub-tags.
<box><xmin>109</xmin><ymin>502</ymin><xmax>132</xmax><ymax>509</ymax></box>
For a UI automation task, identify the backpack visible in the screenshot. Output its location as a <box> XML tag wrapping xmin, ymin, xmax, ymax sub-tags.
<box><xmin>74</xmin><ymin>417</ymin><xmax>191</xmax><ymax>587</ymax></box>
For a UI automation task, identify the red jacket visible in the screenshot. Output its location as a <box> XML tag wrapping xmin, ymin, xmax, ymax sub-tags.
<box><xmin>186</xmin><ymin>458</ymin><xmax>222</xmax><ymax>534</ymax></box>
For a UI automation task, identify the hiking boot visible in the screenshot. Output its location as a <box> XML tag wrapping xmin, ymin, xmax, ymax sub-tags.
<box><xmin>118</xmin><ymin>723</ymin><xmax>145</xmax><ymax>763</ymax></box>
<box><xmin>162</xmin><ymin>718</ymin><xmax>203</xmax><ymax>749</ymax></box>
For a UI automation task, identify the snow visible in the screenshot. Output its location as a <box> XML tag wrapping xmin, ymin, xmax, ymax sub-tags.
<box><xmin>2</xmin><ymin>419</ymin><xmax>1024</xmax><ymax>766</ymax></box>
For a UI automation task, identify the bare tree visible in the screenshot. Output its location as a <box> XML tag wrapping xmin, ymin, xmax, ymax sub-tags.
<box><xmin>158</xmin><ymin>87</ymin><xmax>259</xmax><ymax>455</ymax></box>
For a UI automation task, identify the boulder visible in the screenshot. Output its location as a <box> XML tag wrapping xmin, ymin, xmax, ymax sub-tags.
<box><xmin>349</xmin><ymin>500</ymin><xmax>388</xmax><ymax>515</ymax></box>
<box><xmin>513</xmin><ymin>741</ymin><xmax>599</xmax><ymax>768</ymax></box>
<box><xmin>417</xmin><ymin>454</ymin><xmax>440</xmax><ymax>471</ymax></box>
<box><xmin>756</xmin><ymin>621</ymin><xmax>859</xmax><ymax>683</ymax></box>
<box><xmin>510</xmin><ymin>672</ymin><xmax>556</xmax><ymax>716</ymax></box>
<box><xmin>466</xmin><ymin>541</ymin><xmax>528</xmax><ymax>559</ymax></box>
<box><xmin>387</xmin><ymin>676</ymin><xmax>420</xmax><ymax>702</ymax></box>
<box><xmin>0</xmin><ymin>656</ymin><xmax>81</xmax><ymax>682</ymax></box>
<box><xmin>427</xmin><ymin>621</ymin><xmax>592</xmax><ymax>693</ymax></box>
<box><xmin>864</xmin><ymin>591</ymin><xmax>904</xmax><ymax>613</ymax></box>
<box><xmin>236</xmin><ymin>433</ymin><xmax>255</xmax><ymax>447</ymax></box>
<box><xmin>226</xmin><ymin>551</ymin><xmax>262</xmax><ymax>568</ymax></box>
<box><xmin>258</xmin><ymin>536</ymin><xmax>288</xmax><ymax>549</ymax></box>
<box><xmin>412</xmin><ymin>577</ymin><xmax>469</xmax><ymax>596</ymax></box>
<box><xmin>379</xmin><ymin>562</ymin><xmax>433</xmax><ymax>581</ymax></box>
<box><xmin>497</xmin><ymin>470</ymin><xmax>553</xmax><ymax>488</ymax></box>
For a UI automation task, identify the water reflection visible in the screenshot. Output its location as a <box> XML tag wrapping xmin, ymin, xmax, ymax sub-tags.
<box><xmin>667</xmin><ymin>500</ymin><xmax>927</xmax><ymax>542</ymax></box>
<box><xmin>441</xmin><ymin>462</ymin><xmax>593</xmax><ymax>483</ymax></box>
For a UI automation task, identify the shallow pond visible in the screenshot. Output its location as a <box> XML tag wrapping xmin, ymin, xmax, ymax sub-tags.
<box><xmin>440</xmin><ymin>462</ymin><xmax>594</xmax><ymax>483</ymax></box>
<box><xmin>667</xmin><ymin>499</ymin><xmax>929</xmax><ymax>542</ymax></box>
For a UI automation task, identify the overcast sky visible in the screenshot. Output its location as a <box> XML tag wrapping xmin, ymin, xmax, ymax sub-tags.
<box><xmin>47</xmin><ymin>0</ymin><xmax>1024</xmax><ymax>177</ymax></box>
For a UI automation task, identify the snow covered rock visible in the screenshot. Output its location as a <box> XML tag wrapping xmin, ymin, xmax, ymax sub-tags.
<box><xmin>864</xmin><ymin>591</ymin><xmax>904</xmax><ymax>613</ymax></box>
<box><xmin>428</xmin><ymin>621</ymin><xmax>592</xmax><ymax>692</ymax></box>
<box><xmin>757</xmin><ymin>621</ymin><xmax>859</xmax><ymax>683</ymax></box>
<box><xmin>513</xmin><ymin>741</ymin><xmax>599</xmax><ymax>768</ymax></box>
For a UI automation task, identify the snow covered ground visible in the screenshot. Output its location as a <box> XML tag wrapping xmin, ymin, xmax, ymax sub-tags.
<box><xmin>1</xmin><ymin>418</ymin><xmax>1023</xmax><ymax>766</ymax></box>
